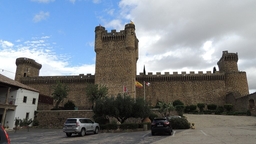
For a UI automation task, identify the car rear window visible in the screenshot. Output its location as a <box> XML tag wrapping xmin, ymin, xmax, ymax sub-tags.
<box><xmin>65</xmin><ymin>119</ymin><xmax>77</xmax><ymax>123</ymax></box>
<box><xmin>153</xmin><ymin>119</ymin><xmax>167</xmax><ymax>122</ymax></box>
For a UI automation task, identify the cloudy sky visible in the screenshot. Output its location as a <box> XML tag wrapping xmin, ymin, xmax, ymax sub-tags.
<box><xmin>0</xmin><ymin>0</ymin><xmax>256</xmax><ymax>93</ymax></box>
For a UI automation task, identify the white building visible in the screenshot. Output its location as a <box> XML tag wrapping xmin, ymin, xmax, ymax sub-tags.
<box><xmin>0</xmin><ymin>74</ymin><xmax>39</xmax><ymax>129</ymax></box>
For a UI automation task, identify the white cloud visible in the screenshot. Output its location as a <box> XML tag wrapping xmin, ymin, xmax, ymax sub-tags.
<box><xmin>0</xmin><ymin>37</ymin><xmax>95</xmax><ymax>80</ymax></box>
<box><xmin>112</xmin><ymin>0</ymin><xmax>256</xmax><ymax>92</ymax></box>
<box><xmin>0</xmin><ymin>40</ymin><xmax>14</xmax><ymax>48</ymax></box>
<box><xmin>33</xmin><ymin>11</ymin><xmax>50</xmax><ymax>23</ymax></box>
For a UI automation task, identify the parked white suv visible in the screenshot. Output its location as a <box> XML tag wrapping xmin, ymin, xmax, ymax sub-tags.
<box><xmin>63</xmin><ymin>118</ymin><xmax>100</xmax><ymax>137</ymax></box>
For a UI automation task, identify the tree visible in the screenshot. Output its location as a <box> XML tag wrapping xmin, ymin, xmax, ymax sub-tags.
<box><xmin>52</xmin><ymin>81</ymin><xmax>69</xmax><ymax>109</ymax></box>
<box><xmin>157</xmin><ymin>101</ymin><xmax>175</xmax><ymax>117</ymax></box>
<box><xmin>93</xmin><ymin>94</ymin><xmax>151</xmax><ymax>124</ymax></box>
<box><xmin>64</xmin><ymin>100</ymin><xmax>76</xmax><ymax>110</ymax></box>
<box><xmin>85</xmin><ymin>83</ymin><xmax>108</xmax><ymax>108</ymax></box>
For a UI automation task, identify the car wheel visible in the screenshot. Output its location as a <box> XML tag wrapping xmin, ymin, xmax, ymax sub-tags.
<box><xmin>66</xmin><ymin>133</ymin><xmax>72</xmax><ymax>137</ymax></box>
<box><xmin>79</xmin><ymin>128</ymin><xmax>86</xmax><ymax>136</ymax></box>
<box><xmin>151</xmin><ymin>131</ymin><xmax>155</xmax><ymax>136</ymax></box>
<box><xmin>94</xmin><ymin>127</ymin><xmax>99</xmax><ymax>134</ymax></box>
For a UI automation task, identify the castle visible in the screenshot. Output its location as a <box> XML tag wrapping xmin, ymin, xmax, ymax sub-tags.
<box><xmin>14</xmin><ymin>23</ymin><xmax>250</xmax><ymax>111</ymax></box>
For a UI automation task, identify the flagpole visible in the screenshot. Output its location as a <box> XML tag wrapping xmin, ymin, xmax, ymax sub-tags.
<box><xmin>143</xmin><ymin>81</ymin><xmax>145</xmax><ymax>101</ymax></box>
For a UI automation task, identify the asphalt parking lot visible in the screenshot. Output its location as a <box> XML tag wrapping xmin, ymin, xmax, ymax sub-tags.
<box><xmin>7</xmin><ymin>115</ymin><xmax>256</xmax><ymax>144</ymax></box>
<box><xmin>7</xmin><ymin>129</ymin><xmax>176</xmax><ymax>144</ymax></box>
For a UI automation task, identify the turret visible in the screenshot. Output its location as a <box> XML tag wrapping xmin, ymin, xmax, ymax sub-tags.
<box><xmin>15</xmin><ymin>57</ymin><xmax>42</xmax><ymax>82</ymax></box>
<box><xmin>217</xmin><ymin>51</ymin><xmax>238</xmax><ymax>73</ymax></box>
<box><xmin>94</xmin><ymin>25</ymin><xmax>105</xmax><ymax>53</ymax></box>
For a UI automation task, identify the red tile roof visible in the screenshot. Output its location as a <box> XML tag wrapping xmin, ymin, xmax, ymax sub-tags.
<box><xmin>0</xmin><ymin>74</ymin><xmax>38</xmax><ymax>92</ymax></box>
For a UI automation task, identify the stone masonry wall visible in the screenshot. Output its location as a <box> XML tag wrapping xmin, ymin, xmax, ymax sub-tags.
<box><xmin>37</xmin><ymin>110</ymin><xmax>94</xmax><ymax>128</ymax></box>
<box><xmin>136</xmin><ymin>79</ymin><xmax>227</xmax><ymax>107</ymax></box>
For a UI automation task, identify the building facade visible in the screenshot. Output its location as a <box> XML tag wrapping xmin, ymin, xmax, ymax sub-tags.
<box><xmin>14</xmin><ymin>23</ymin><xmax>250</xmax><ymax>110</ymax></box>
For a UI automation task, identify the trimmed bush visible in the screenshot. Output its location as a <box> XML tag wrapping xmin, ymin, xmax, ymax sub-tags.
<box><xmin>184</xmin><ymin>105</ymin><xmax>190</xmax><ymax>113</ymax></box>
<box><xmin>169</xmin><ymin>118</ymin><xmax>190</xmax><ymax>129</ymax></box>
<box><xmin>175</xmin><ymin>105</ymin><xmax>185</xmax><ymax>116</ymax></box>
<box><xmin>224</xmin><ymin>104</ymin><xmax>233</xmax><ymax>112</ymax></box>
<box><xmin>93</xmin><ymin>115</ymin><xmax>109</xmax><ymax>125</ymax></box>
<box><xmin>173</xmin><ymin>100</ymin><xmax>184</xmax><ymax>107</ymax></box>
<box><xmin>64</xmin><ymin>100</ymin><xmax>76</xmax><ymax>110</ymax></box>
<box><xmin>120</xmin><ymin>123</ymin><xmax>139</xmax><ymax>130</ymax></box>
<box><xmin>215</xmin><ymin>106</ymin><xmax>224</xmax><ymax>114</ymax></box>
<box><xmin>190</xmin><ymin>105</ymin><xmax>197</xmax><ymax>111</ymax></box>
<box><xmin>197</xmin><ymin>103</ymin><xmax>205</xmax><ymax>113</ymax></box>
<box><xmin>100</xmin><ymin>123</ymin><xmax>118</xmax><ymax>130</ymax></box>
<box><xmin>207</xmin><ymin>104</ymin><xmax>217</xmax><ymax>110</ymax></box>
<box><xmin>247</xmin><ymin>110</ymin><xmax>251</xmax><ymax>116</ymax></box>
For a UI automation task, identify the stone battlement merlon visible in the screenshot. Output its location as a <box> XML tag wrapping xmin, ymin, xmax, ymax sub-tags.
<box><xmin>16</xmin><ymin>57</ymin><xmax>42</xmax><ymax>69</ymax></box>
<box><xmin>136</xmin><ymin>72</ymin><xmax>225</xmax><ymax>82</ymax></box>
<box><xmin>139</xmin><ymin>71</ymin><xmax>221</xmax><ymax>76</ymax></box>
<box><xmin>20</xmin><ymin>74</ymin><xmax>95</xmax><ymax>84</ymax></box>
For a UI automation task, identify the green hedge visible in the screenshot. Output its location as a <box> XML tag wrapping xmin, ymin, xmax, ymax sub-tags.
<box><xmin>100</xmin><ymin>123</ymin><xmax>118</xmax><ymax>130</ymax></box>
<box><xmin>169</xmin><ymin>117</ymin><xmax>190</xmax><ymax>129</ymax></box>
<box><xmin>119</xmin><ymin>123</ymin><xmax>139</xmax><ymax>130</ymax></box>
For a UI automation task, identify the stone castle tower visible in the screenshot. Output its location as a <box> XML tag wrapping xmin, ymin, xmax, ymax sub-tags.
<box><xmin>217</xmin><ymin>51</ymin><xmax>249</xmax><ymax>96</ymax></box>
<box><xmin>14</xmin><ymin>23</ymin><xmax>250</xmax><ymax>111</ymax></box>
<box><xmin>94</xmin><ymin>23</ymin><xmax>139</xmax><ymax>98</ymax></box>
<box><xmin>15</xmin><ymin>57</ymin><xmax>42</xmax><ymax>82</ymax></box>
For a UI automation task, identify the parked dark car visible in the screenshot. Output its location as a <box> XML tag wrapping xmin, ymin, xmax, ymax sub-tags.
<box><xmin>151</xmin><ymin>118</ymin><xmax>172</xmax><ymax>135</ymax></box>
<box><xmin>0</xmin><ymin>125</ymin><xmax>10</xmax><ymax>144</ymax></box>
<box><xmin>63</xmin><ymin>118</ymin><xmax>100</xmax><ymax>137</ymax></box>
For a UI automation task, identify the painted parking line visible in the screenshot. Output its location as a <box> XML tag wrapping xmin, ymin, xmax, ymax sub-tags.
<box><xmin>172</xmin><ymin>130</ymin><xmax>176</xmax><ymax>137</ymax></box>
<box><xmin>142</xmin><ymin>132</ymin><xmax>151</xmax><ymax>137</ymax></box>
<box><xmin>200</xmin><ymin>130</ymin><xmax>207</xmax><ymax>136</ymax></box>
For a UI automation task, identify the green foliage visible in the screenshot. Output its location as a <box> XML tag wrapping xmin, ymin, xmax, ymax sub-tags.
<box><xmin>64</xmin><ymin>100</ymin><xmax>76</xmax><ymax>110</ymax></box>
<box><xmin>169</xmin><ymin>117</ymin><xmax>190</xmax><ymax>129</ymax></box>
<box><xmin>203</xmin><ymin>110</ymin><xmax>214</xmax><ymax>114</ymax></box>
<box><xmin>93</xmin><ymin>94</ymin><xmax>151</xmax><ymax>123</ymax></box>
<box><xmin>15</xmin><ymin>118</ymin><xmax>20</xmax><ymax>127</ymax></box>
<box><xmin>19</xmin><ymin>118</ymin><xmax>33</xmax><ymax>127</ymax></box>
<box><xmin>207</xmin><ymin>104</ymin><xmax>217</xmax><ymax>110</ymax></box>
<box><xmin>93</xmin><ymin>114</ymin><xmax>109</xmax><ymax>125</ymax></box>
<box><xmin>32</xmin><ymin>119</ymin><xmax>39</xmax><ymax>126</ymax></box>
<box><xmin>148</xmin><ymin>112</ymin><xmax>158</xmax><ymax>122</ymax></box>
<box><xmin>175</xmin><ymin>105</ymin><xmax>185</xmax><ymax>116</ymax></box>
<box><xmin>197</xmin><ymin>103</ymin><xmax>205</xmax><ymax>112</ymax></box>
<box><xmin>85</xmin><ymin>83</ymin><xmax>108</xmax><ymax>107</ymax></box>
<box><xmin>224</xmin><ymin>104</ymin><xmax>233</xmax><ymax>112</ymax></box>
<box><xmin>173</xmin><ymin>100</ymin><xmax>184</xmax><ymax>107</ymax></box>
<box><xmin>100</xmin><ymin>123</ymin><xmax>118</xmax><ymax>130</ymax></box>
<box><xmin>119</xmin><ymin>123</ymin><xmax>139</xmax><ymax>130</ymax></box>
<box><xmin>247</xmin><ymin>110</ymin><xmax>251</xmax><ymax>116</ymax></box>
<box><xmin>52</xmin><ymin>81</ymin><xmax>69</xmax><ymax>109</ymax></box>
<box><xmin>132</xmin><ymin>98</ymin><xmax>151</xmax><ymax>119</ymax></box>
<box><xmin>184</xmin><ymin>105</ymin><xmax>197</xmax><ymax>113</ymax></box>
<box><xmin>215</xmin><ymin>106</ymin><xmax>224</xmax><ymax>114</ymax></box>
<box><xmin>157</xmin><ymin>101</ymin><xmax>175</xmax><ymax>117</ymax></box>
<box><xmin>189</xmin><ymin>105</ymin><xmax>197</xmax><ymax>111</ymax></box>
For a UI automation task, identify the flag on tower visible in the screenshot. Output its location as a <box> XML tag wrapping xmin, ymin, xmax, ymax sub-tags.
<box><xmin>135</xmin><ymin>81</ymin><xmax>143</xmax><ymax>88</ymax></box>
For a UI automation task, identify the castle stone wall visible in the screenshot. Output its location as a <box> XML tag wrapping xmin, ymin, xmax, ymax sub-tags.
<box><xmin>136</xmin><ymin>75</ymin><xmax>227</xmax><ymax>106</ymax></box>
<box><xmin>37</xmin><ymin>110</ymin><xmax>94</xmax><ymax>128</ymax></box>
<box><xmin>21</xmin><ymin>74</ymin><xmax>94</xmax><ymax>109</ymax></box>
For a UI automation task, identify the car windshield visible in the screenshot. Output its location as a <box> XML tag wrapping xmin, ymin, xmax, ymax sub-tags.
<box><xmin>65</xmin><ymin>119</ymin><xmax>77</xmax><ymax>123</ymax></box>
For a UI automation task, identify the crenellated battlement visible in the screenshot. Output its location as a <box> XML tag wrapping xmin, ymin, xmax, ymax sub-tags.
<box><xmin>20</xmin><ymin>74</ymin><xmax>94</xmax><ymax>84</ymax></box>
<box><xmin>101</xmin><ymin>30</ymin><xmax>126</xmax><ymax>41</ymax></box>
<box><xmin>136</xmin><ymin>71</ymin><xmax>225</xmax><ymax>81</ymax></box>
<box><xmin>218</xmin><ymin>51</ymin><xmax>238</xmax><ymax>63</ymax></box>
<box><xmin>16</xmin><ymin>57</ymin><xmax>42</xmax><ymax>69</ymax></box>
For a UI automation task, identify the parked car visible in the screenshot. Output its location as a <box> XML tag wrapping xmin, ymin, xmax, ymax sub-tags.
<box><xmin>63</xmin><ymin>118</ymin><xmax>100</xmax><ymax>137</ymax></box>
<box><xmin>0</xmin><ymin>125</ymin><xmax>10</xmax><ymax>144</ymax></box>
<box><xmin>151</xmin><ymin>117</ymin><xmax>172</xmax><ymax>136</ymax></box>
